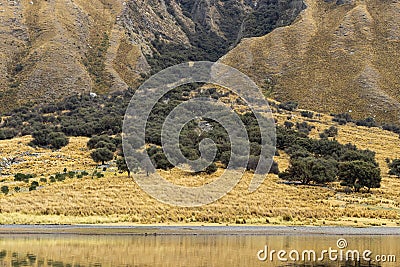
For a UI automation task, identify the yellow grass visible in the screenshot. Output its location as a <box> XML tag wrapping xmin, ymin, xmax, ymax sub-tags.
<box><xmin>0</xmin><ymin>111</ymin><xmax>399</xmax><ymax>226</ymax></box>
<box><xmin>221</xmin><ymin>0</ymin><xmax>400</xmax><ymax>123</ymax></box>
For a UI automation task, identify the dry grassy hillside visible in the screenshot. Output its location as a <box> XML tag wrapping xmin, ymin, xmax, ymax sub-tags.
<box><xmin>0</xmin><ymin>0</ymin><xmax>306</xmax><ymax>112</ymax></box>
<box><xmin>0</xmin><ymin>0</ymin><xmax>148</xmax><ymax>111</ymax></box>
<box><xmin>0</xmin><ymin>109</ymin><xmax>399</xmax><ymax>226</ymax></box>
<box><xmin>221</xmin><ymin>0</ymin><xmax>400</xmax><ymax>123</ymax></box>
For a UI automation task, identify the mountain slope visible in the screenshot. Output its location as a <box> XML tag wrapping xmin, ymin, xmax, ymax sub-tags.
<box><xmin>0</xmin><ymin>0</ymin><xmax>304</xmax><ymax>111</ymax></box>
<box><xmin>221</xmin><ymin>0</ymin><xmax>400</xmax><ymax>123</ymax></box>
<box><xmin>0</xmin><ymin>0</ymin><xmax>147</xmax><ymax>112</ymax></box>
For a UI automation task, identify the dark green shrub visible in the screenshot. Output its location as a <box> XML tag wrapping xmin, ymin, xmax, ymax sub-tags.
<box><xmin>338</xmin><ymin>160</ymin><xmax>381</xmax><ymax>192</ymax></box>
<box><xmin>90</xmin><ymin>148</ymin><xmax>114</xmax><ymax>165</ymax></box>
<box><xmin>1</xmin><ymin>186</ymin><xmax>9</xmax><ymax>195</ymax></box>
<box><xmin>269</xmin><ymin>161</ymin><xmax>279</xmax><ymax>175</ymax></box>
<box><xmin>296</xmin><ymin>122</ymin><xmax>314</xmax><ymax>135</ymax></box>
<box><xmin>205</xmin><ymin>162</ymin><xmax>218</xmax><ymax>174</ymax></box>
<box><xmin>14</xmin><ymin>173</ymin><xmax>34</xmax><ymax>182</ymax></box>
<box><xmin>117</xmin><ymin>157</ymin><xmax>130</xmax><ymax>176</ymax></box>
<box><xmin>49</xmin><ymin>132</ymin><xmax>69</xmax><ymax>149</ymax></box>
<box><xmin>332</xmin><ymin>113</ymin><xmax>352</xmax><ymax>125</ymax></box>
<box><xmin>356</xmin><ymin>117</ymin><xmax>377</xmax><ymax>128</ymax></box>
<box><xmin>29</xmin><ymin>181</ymin><xmax>39</xmax><ymax>191</ymax></box>
<box><xmin>150</xmin><ymin>152</ymin><xmax>173</xmax><ymax>170</ymax></box>
<box><xmin>284</xmin><ymin>121</ymin><xmax>294</xmax><ymax>129</ymax></box>
<box><xmin>30</xmin><ymin>128</ymin><xmax>69</xmax><ymax>149</ymax></box>
<box><xmin>382</xmin><ymin>124</ymin><xmax>400</xmax><ymax>134</ymax></box>
<box><xmin>388</xmin><ymin>159</ymin><xmax>400</xmax><ymax>177</ymax></box>
<box><xmin>278</xmin><ymin>101</ymin><xmax>298</xmax><ymax>111</ymax></box>
<box><xmin>320</xmin><ymin>126</ymin><xmax>338</xmax><ymax>138</ymax></box>
<box><xmin>55</xmin><ymin>173</ymin><xmax>67</xmax><ymax>181</ymax></box>
<box><xmin>300</xmin><ymin>111</ymin><xmax>314</xmax><ymax>118</ymax></box>
<box><xmin>279</xmin><ymin>157</ymin><xmax>338</xmax><ymax>185</ymax></box>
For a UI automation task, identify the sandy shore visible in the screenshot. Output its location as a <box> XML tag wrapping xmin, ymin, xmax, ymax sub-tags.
<box><xmin>0</xmin><ymin>225</ymin><xmax>399</xmax><ymax>236</ymax></box>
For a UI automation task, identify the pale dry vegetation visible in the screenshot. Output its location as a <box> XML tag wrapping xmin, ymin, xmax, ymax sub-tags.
<box><xmin>221</xmin><ymin>0</ymin><xmax>400</xmax><ymax>123</ymax></box>
<box><xmin>0</xmin><ymin>110</ymin><xmax>399</xmax><ymax>226</ymax></box>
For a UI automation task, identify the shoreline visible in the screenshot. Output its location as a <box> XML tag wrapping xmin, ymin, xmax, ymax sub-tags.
<box><xmin>1</xmin><ymin>224</ymin><xmax>399</xmax><ymax>236</ymax></box>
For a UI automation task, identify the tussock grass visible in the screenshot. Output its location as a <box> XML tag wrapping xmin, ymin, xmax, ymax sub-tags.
<box><xmin>0</xmin><ymin>112</ymin><xmax>400</xmax><ymax>226</ymax></box>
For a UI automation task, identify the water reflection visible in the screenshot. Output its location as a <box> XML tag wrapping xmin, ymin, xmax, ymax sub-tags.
<box><xmin>0</xmin><ymin>234</ymin><xmax>398</xmax><ymax>266</ymax></box>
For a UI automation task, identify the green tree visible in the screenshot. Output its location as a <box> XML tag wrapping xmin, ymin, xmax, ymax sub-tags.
<box><xmin>141</xmin><ymin>158</ymin><xmax>155</xmax><ymax>176</ymax></box>
<box><xmin>87</xmin><ymin>135</ymin><xmax>114</xmax><ymax>149</ymax></box>
<box><xmin>320</xmin><ymin>126</ymin><xmax>338</xmax><ymax>139</ymax></box>
<box><xmin>338</xmin><ymin>160</ymin><xmax>381</xmax><ymax>192</ymax></box>
<box><xmin>48</xmin><ymin>132</ymin><xmax>69</xmax><ymax>149</ymax></box>
<box><xmin>1</xmin><ymin>186</ymin><xmax>9</xmax><ymax>195</ymax></box>
<box><xmin>95</xmin><ymin>140</ymin><xmax>116</xmax><ymax>152</ymax></box>
<box><xmin>30</xmin><ymin>128</ymin><xmax>69</xmax><ymax>149</ymax></box>
<box><xmin>90</xmin><ymin>148</ymin><xmax>114</xmax><ymax>165</ymax></box>
<box><xmin>30</xmin><ymin>128</ymin><xmax>52</xmax><ymax>147</ymax></box>
<box><xmin>150</xmin><ymin>152</ymin><xmax>173</xmax><ymax>170</ymax></box>
<box><xmin>117</xmin><ymin>157</ymin><xmax>130</xmax><ymax>177</ymax></box>
<box><xmin>279</xmin><ymin>157</ymin><xmax>337</xmax><ymax>185</ymax></box>
<box><xmin>29</xmin><ymin>181</ymin><xmax>39</xmax><ymax>191</ymax></box>
<box><xmin>388</xmin><ymin>159</ymin><xmax>400</xmax><ymax>177</ymax></box>
<box><xmin>205</xmin><ymin>162</ymin><xmax>218</xmax><ymax>174</ymax></box>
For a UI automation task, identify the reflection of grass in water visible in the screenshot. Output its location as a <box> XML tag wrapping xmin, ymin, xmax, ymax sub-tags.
<box><xmin>2</xmin><ymin>250</ymin><xmax>87</xmax><ymax>267</ymax></box>
<box><xmin>0</xmin><ymin>250</ymin><xmax>385</xmax><ymax>267</ymax></box>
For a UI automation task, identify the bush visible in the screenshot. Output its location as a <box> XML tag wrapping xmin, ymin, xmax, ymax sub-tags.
<box><xmin>117</xmin><ymin>157</ymin><xmax>131</xmax><ymax>176</ymax></box>
<box><xmin>48</xmin><ymin>132</ymin><xmax>69</xmax><ymax>149</ymax></box>
<box><xmin>1</xmin><ymin>186</ymin><xmax>9</xmax><ymax>195</ymax></box>
<box><xmin>284</xmin><ymin>121</ymin><xmax>294</xmax><ymax>129</ymax></box>
<box><xmin>30</xmin><ymin>128</ymin><xmax>69</xmax><ymax>149</ymax></box>
<box><xmin>278</xmin><ymin>101</ymin><xmax>298</xmax><ymax>111</ymax></box>
<box><xmin>300</xmin><ymin>111</ymin><xmax>313</xmax><ymax>118</ymax></box>
<box><xmin>150</xmin><ymin>152</ymin><xmax>173</xmax><ymax>170</ymax></box>
<box><xmin>14</xmin><ymin>173</ymin><xmax>34</xmax><ymax>182</ymax></box>
<box><xmin>95</xmin><ymin>172</ymin><xmax>104</xmax><ymax>178</ymax></box>
<box><xmin>29</xmin><ymin>181</ymin><xmax>39</xmax><ymax>191</ymax></box>
<box><xmin>87</xmin><ymin>135</ymin><xmax>116</xmax><ymax>151</ymax></box>
<box><xmin>388</xmin><ymin>159</ymin><xmax>400</xmax><ymax>177</ymax></box>
<box><xmin>296</xmin><ymin>122</ymin><xmax>314</xmax><ymax>135</ymax></box>
<box><xmin>269</xmin><ymin>161</ymin><xmax>279</xmax><ymax>175</ymax></box>
<box><xmin>246</xmin><ymin>155</ymin><xmax>260</xmax><ymax>171</ymax></box>
<box><xmin>320</xmin><ymin>126</ymin><xmax>338</xmax><ymax>139</ymax></box>
<box><xmin>338</xmin><ymin>160</ymin><xmax>381</xmax><ymax>192</ymax></box>
<box><xmin>0</xmin><ymin>128</ymin><xmax>18</xmax><ymax>140</ymax></box>
<box><xmin>205</xmin><ymin>162</ymin><xmax>218</xmax><ymax>174</ymax></box>
<box><xmin>340</xmin><ymin>149</ymin><xmax>377</xmax><ymax>166</ymax></box>
<box><xmin>90</xmin><ymin>148</ymin><xmax>114</xmax><ymax>165</ymax></box>
<box><xmin>332</xmin><ymin>113</ymin><xmax>352</xmax><ymax>125</ymax></box>
<box><xmin>356</xmin><ymin>117</ymin><xmax>377</xmax><ymax>128</ymax></box>
<box><xmin>279</xmin><ymin>157</ymin><xmax>338</xmax><ymax>185</ymax></box>
<box><xmin>55</xmin><ymin>173</ymin><xmax>67</xmax><ymax>181</ymax></box>
<box><xmin>382</xmin><ymin>124</ymin><xmax>400</xmax><ymax>135</ymax></box>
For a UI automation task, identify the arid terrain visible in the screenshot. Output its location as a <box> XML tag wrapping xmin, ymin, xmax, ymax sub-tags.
<box><xmin>1</xmin><ymin>107</ymin><xmax>399</xmax><ymax>226</ymax></box>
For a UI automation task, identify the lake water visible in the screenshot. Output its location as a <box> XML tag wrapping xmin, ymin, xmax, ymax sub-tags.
<box><xmin>0</xmin><ymin>226</ymin><xmax>399</xmax><ymax>267</ymax></box>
